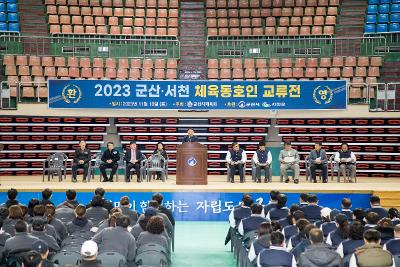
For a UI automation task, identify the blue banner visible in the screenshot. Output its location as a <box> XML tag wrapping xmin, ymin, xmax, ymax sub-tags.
<box><xmin>48</xmin><ymin>79</ymin><xmax>347</xmax><ymax>110</ymax></box>
<box><xmin>1</xmin><ymin>191</ymin><xmax>369</xmax><ymax>221</ymax></box>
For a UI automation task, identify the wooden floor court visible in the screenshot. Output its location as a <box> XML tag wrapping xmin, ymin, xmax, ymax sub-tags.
<box><xmin>0</xmin><ymin>175</ymin><xmax>399</xmax><ymax>193</ymax></box>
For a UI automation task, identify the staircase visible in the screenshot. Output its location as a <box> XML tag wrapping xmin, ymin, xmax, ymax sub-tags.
<box><xmin>178</xmin><ymin>1</ymin><xmax>207</xmax><ymax>80</ymax></box>
<box><xmin>335</xmin><ymin>0</ymin><xmax>368</xmax><ymax>56</ymax></box>
<box><xmin>17</xmin><ymin>0</ymin><xmax>51</xmax><ymax>55</ymax></box>
<box><xmin>380</xmin><ymin>61</ymin><xmax>400</xmax><ymax>83</ymax></box>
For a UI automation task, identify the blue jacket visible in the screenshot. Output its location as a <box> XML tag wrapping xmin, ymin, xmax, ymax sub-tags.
<box><xmin>309</xmin><ymin>149</ymin><xmax>328</xmax><ymax>165</ymax></box>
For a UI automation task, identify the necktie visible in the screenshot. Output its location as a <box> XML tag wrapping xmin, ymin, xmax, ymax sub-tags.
<box><xmin>131</xmin><ymin>149</ymin><xmax>136</xmax><ymax>162</ymax></box>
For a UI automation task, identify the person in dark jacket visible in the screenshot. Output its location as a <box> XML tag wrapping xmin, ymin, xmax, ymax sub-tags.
<box><xmin>45</xmin><ymin>204</ymin><xmax>67</xmax><ymax>242</ymax></box>
<box><xmin>353</xmin><ymin>208</ymin><xmax>366</xmax><ymax>225</ymax></box>
<box><xmin>282</xmin><ymin>210</ymin><xmax>304</xmax><ymax>243</ymax></box>
<box><xmin>291</xmin><ymin>224</ymin><xmax>317</xmax><ymax>259</ymax></box>
<box><xmin>377</xmin><ymin>218</ymin><xmax>394</xmax><ymax>244</ymax></box>
<box><xmin>364</xmin><ymin>211</ymin><xmax>380</xmax><ymax>230</ymax></box>
<box><xmin>124</xmin><ymin>141</ymin><xmax>145</xmax><ymax>182</ymax></box>
<box><xmin>85</xmin><ymin>196</ymin><xmax>109</xmax><ymax>227</ymax></box>
<box><xmin>308</xmin><ymin>142</ymin><xmax>329</xmax><ymax>183</ymax></box>
<box><xmin>1</xmin><ymin>188</ymin><xmax>19</xmax><ymax>209</ymax></box>
<box><xmin>21</xmin><ymin>250</ymin><xmax>42</xmax><ymax>267</ymax></box>
<box><xmin>99</xmin><ymin>142</ymin><xmax>120</xmax><ymax>182</ymax></box>
<box><xmin>301</xmin><ymin>194</ymin><xmax>322</xmax><ymax>223</ymax></box>
<box><xmin>388</xmin><ymin>208</ymin><xmax>400</xmax><ymax>226</ymax></box>
<box><xmin>267</xmin><ymin>193</ymin><xmax>289</xmax><ymax>221</ymax></box>
<box><xmin>229</xmin><ymin>194</ymin><xmax>253</xmax><ymax>228</ymax></box>
<box><xmin>72</xmin><ymin>140</ymin><xmax>91</xmax><ymax>182</ymax></box>
<box><xmin>341</xmin><ymin>198</ymin><xmax>353</xmax><ymax>222</ymax></box>
<box><xmin>298</xmin><ymin>228</ymin><xmax>343</xmax><ymax>267</ymax></box>
<box><xmin>337</xmin><ymin>221</ymin><xmax>365</xmax><ymax>259</ymax></box>
<box><xmin>264</xmin><ymin>190</ymin><xmax>280</xmax><ymax>215</ymax></box>
<box><xmin>299</xmin><ymin>193</ymin><xmax>309</xmax><ymax>208</ymax></box>
<box><xmin>130</xmin><ymin>207</ymin><xmax>156</xmax><ymax>240</ymax></box>
<box><xmin>79</xmin><ymin>240</ymin><xmax>104</xmax><ymax>267</ymax></box>
<box><xmin>152</xmin><ymin>193</ymin><xmax>174</xmax><ymax>226</ymax></box>
<box><xmin>32</xmin><ymin>240</ymin><xmax>57</xmax><ymax>267</ymax></box>
<box><xmin>40</xmin><ymin>189</ymin><xmax>54</xmax><ymax>206</ymax></box>
<box><xmin>182</xmin><ymin>128</ymin><xmax>199</xmax><ymax>143</ymax></box>
<box><xmin>319</xmin><ymin>208</ymin><xmax>338</xmax><ymax>238</ymax></box>
<box><xmin>119</xmin><ymin>196</ymin><xmax>138</xmax><ymax>226</ymax></box>
<box><xmin>279</xmin><ymin>204</ymin><xmax>301</xmax><ymax>229</ymax></box>
<box><xmin>66</xmin><ymin>205</ymin><xmax>94</xmax><ymax>235</ymax></box>
<box><xmin>2</xmin><ymin>220</ymin><xmax>39</xmax><ymax>260</ymax></box>
<box><xmin>287</xmin><ymin>218</ymin><xmax>310</xmax><ymax>250</ymax></box>
<box><xmin>327</xmin><ymin>213</ymin><xmax>350</xmax><ymax>249</ymax></box>
<box><xmin>92</xmin><ymin>215</ymin><xmax>136</xmax><ymax>264</ymax></box>
<box><xmin>56</xmin><ymin>189</ymin><xmax>80</xmax><ymax>209</ymax></box>
<box><xmin>29</xmin><ymin>205</ymin><xmax>59</xmax><ymax>242</ymax></box>
<box><xmin>257</xmin><ymin>231</ymin><xmax>297</xmax><ymax>267</ymax></box>
<box><xmin>27</xmin><ymin>199</ymin><xmax>40</xmax><ymax>219</ymax></box>
<box><xmin>137</xmin><ymin>215</ymin><xmax>170</xmax><ymax>253</ymax></box>
<box><xmin>365</xmin><ymin>195</ymin><xmax>388</xmax><ymax>220</ymax></box>
<box><xmin>0</xmin><ymin>218</ymin><xmax>11</xmax><ymax>256</ymax></box>
<box><xmin>30</xmin><ymin>218</ymin><xmax>59</xmax><ymax>253</ymax></box>
<box><xmin>383</xmin><ymin>224</ymin><xmax>400</xmax><ymax>256</ymax></box>
<box><xmin>96</xmin><ymin>208</ymin><xmax>122</xmax><ymax>233</ymax></box>
<box><xmin>151</xmin><ymin>142</ymin><xmax>169</xmax><ymax>180</ymax></box>
<box><xmin>248</xmin><ymin>222</ymin><xmax>273</xmax><ymax>263</ymax></box>
<box><xmin>238</xmin><ymin>203</ymin><xmax>269</xmax><ymax>236</ymax></box>
<box><xmin>2</xmin><ymin>205</ymin><xmax>24</xmax><ymax>236</ymax></box>
<box><xmin>86</xmin><ymin>188</ymin><xmax>113</xmax><ymax>212</ymax></box>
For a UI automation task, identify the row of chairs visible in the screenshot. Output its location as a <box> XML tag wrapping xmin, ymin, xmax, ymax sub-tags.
<box><xmin>49</xmin><ymin>24</ymin><xmax>179</xmax><ymax>35</ymax></box>
<box><xmin>208</xmin><ymin>25</ymin><xmax>333</xmax><ymax>36</ymax></box>
<box><xmin>3</xmin><ymin>55</ymin><xmax>178</xmax><ymax>69</ymax></box>
<box><xmin>45</xmin><ymin>0</ymin><xmax>179</xmax><ymax>8</ymax></box>
<box><xmin>207</xmin><ymin>16</ymin><xmax>337</xmax><ymax>27</ymax></box>
<box><xmin>206</xmin><ymin>0</ymin><xmax>340</xmax><ymax>8</ymax></box>
<box><xmin>206</xmin><ymin>6</ymin><xmax>339</xmax><ymax>17</ymax></box>
<box><xmin>42</xmin><ymin>152</ymin><xmax>169</xmax><ymax>182</ymax></box>
<box><xmin>46</xmin><ymin>6</ymin><xmax>179</xmax><ymax>17</ymax></box>
<box><xmin>208</xmin><ymin>57</ymin><xmax>383</xmax><ymax>69</ymax></box>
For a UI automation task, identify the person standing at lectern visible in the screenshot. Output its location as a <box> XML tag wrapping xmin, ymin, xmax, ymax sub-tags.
<box><xmin>253</xmin><ymin>141</ymin><xmax>272</xmax><ymax>183</ymax></box>
<box><xmin>226</xmin><ymin>142</ymin><xmax>247</xmax><ymax>183</ymax></box>
<box><xmin>309</xmin><ymin>142</ymin><xmax>328</xmax><ymax>183</ymax></box>
<box><xmin>279</xmin><ymin>141</ymin><xmax>300</xmax><ymax>184</ymax></box>
<box><xmin>182</xmin><ymin>128</ymin><xmax>199</xmax><ymax>143</ymax></box>
<box><xmin>99</xmin><ymin>142</ymin><xmax>119</xmax><ymax>182</ymax></box>
<box><xmin>124</xmin><ymin>141</ymin><xmax>145</xmax><ymax>183</ymax></box>
<box><xmin>72</xmin><ymin>140</ymin><xmax>91</xmax><ymax>183</ymax></box>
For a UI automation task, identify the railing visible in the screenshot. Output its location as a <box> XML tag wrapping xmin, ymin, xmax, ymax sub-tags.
<box><xmin>368</xmin><ymin>82</ymin><xmax>400</xmax><ymax>112</ymax></box>
<box><xmin>0</xmin><ymin>34</ymin><xmax>181</xmax><ymax>59</ymax></box>
<box><xmin>206</xmin><ymin>36</ymin><xmax>387</xmax><ymax>58</ymax></box>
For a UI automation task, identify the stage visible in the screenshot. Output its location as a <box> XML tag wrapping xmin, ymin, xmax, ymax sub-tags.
<box><xmin>0</xmin><ymin>175</ymin><xmax>399</xmax><ymax>193</ymax></box>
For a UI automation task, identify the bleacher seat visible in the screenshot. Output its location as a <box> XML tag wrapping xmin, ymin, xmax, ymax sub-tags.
<box><xmin>0</xmin><ymin>0</ymin><xmax>19</xmax><ymax>32</ymax></box>
<box><xmin>365</xmin><ymin>1</ymin><xmax>400</xmax><ymax>33</ymax></box>
<box><xmin>207</xmin><ymin>0</ymin><xmax>339</xmax><ymax>36</ymax></box>
<box><xmin>45</xmin><ymin>0</ymin><xmax>180</xmax><ymax>36</ymax></box>
<box><xmin>207</xmin><ymin>56</ymin><xmax>382</xmax><ymax>85</ymax></box>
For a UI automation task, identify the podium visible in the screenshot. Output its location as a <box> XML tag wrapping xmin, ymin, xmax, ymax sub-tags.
<box><xmin>176</xmin><ymin>142</ymin><xmax>208</xmax><ymax>185</ymax></box>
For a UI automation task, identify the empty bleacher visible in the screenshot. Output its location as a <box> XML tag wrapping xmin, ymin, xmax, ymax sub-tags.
<box><xmin>206</xmin><ymin>0</ymin><xmax>340</xmax><ymax>36</ymax></box>
<box><xmin>0</xmin><ymin>116</ymin><xmax>109</xmax><ymax>176</ymax></box>
<box><xmin>2</xmin><ymin>55</ymin><xmax>178</xmax><ymax>100</ymax></box>
<box><xmin>277</xmin><ymin>118</ymin><xmax>400</xmax><ymax>178</ymax></box>
<box><xmin>365</xmin><ymin>0</ymin><xmax>400</xmax><ymax>34</ymax></box>
<box><xmin>44</xmin><ymin>0</ymin><xmax>180</xmax><ymax>35</ymax></box>
<box><xmin>116</xmin><ymin>117</ymin><xmax>270</xmax><ymax>175</ymax></box>
<box><xmin>207</xmin><ymin>56</ymin><xmax>382</xmax><ymax>101</ymax></box>
<box><xmin>0</xmin><ymin>0</ymin><xmax>19</xmax><ymax>32</ymax></box>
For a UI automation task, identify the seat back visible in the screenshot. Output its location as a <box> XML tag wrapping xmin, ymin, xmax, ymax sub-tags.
<box><xmin>48</xmin><ymin>152</ymin><xmax>68</xmax><ymax>168</ymax></box>
<box><xmin>147</xmin><ymin>154</ymin><xmax>166</xmax><ymax>171</ymax></box>
<box><xmin>93</xmin><ymin>152</ymin><xmax>103</xmax><ymax>168</ymax></box>
<box><xmin>98</xmin><ymin>252</ymin><xmax>127</xmax><ymax>267</ymax></box>
<box><xmin>52</xmin><ymin>251</ymin><xmax>81</xmax><ymax>267</ymax></box>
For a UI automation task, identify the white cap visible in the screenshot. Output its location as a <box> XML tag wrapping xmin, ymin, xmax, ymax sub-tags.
<box><xmin>320</xmin><ymin>207</ymin><xmax>332</xmax><ymax>218</ymax></box>
<box><xmin>81</xmin><ymin>240</ymin><xmax>98</xmax><ymax>257</ymax></box>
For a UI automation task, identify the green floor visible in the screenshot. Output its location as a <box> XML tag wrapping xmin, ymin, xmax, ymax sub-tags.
<box><xmin>172</xmin><ymin>221</ymin><xmax>237</xmax><ymax>267</ymax></box>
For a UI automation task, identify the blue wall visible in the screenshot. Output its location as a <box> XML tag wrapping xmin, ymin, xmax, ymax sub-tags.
<box><xmin>0</xmin><ymin>191</ymin><xmax>371</xmax><ymax>221</ymax></box>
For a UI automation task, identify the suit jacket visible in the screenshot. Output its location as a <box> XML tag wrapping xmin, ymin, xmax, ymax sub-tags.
<box><xmin>101</xmin><ymin>149</ymin><xmax>120</xmax><ymax>164</ymax></box>
<box><xmin>182</xmin><ymin>135</ymin><xmax>199</xmax><ymax>143</ymax></box>
<box><xmin>153</xmin><ymin>149</ymin><xmax>168</xmax><ymax>160</ymax></box>
<box><xmin>124</xmin><ymin>149</ymin><xmax>145</xmax><ymax>164</ymax></box>
<box><xmin>309</xmin><ymin>149</ymin><xmax>328</xmax><ymax>165</ymax></box>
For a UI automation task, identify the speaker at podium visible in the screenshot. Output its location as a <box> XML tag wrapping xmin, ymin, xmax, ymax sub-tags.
<box><xmin>176</xmin><ymin>142</ymin><xmax>208</xmax><ymax>185</ymax></box>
